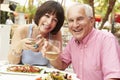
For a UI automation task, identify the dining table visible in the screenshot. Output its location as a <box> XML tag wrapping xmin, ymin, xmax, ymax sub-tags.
<box><xmin>0</xmin><ymin>60</ymin><xmax>79</xmax><ymax>80</ymax></box>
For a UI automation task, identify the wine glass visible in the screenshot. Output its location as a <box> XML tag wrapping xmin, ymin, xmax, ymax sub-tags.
<box><xmin>45</xmin><ymin>40</ymin><xmax>61</xmax><ymax>60</ymax></box>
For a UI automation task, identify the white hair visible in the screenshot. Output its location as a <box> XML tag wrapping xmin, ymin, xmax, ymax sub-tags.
<box><xmin>83</xmin><ymin>4</ymin><xmax>93</xmax><ymax>17</ymax></box>
<box><xmin>66</xmin><ymin>2</ymin><xmax>93</xmax><ymax>17</ymax></box>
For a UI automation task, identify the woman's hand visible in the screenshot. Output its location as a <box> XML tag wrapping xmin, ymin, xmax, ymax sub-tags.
<box><xmin>33</xmin><ymin>35</ymin><xmax>46</xmax><ymax>52</ymax></box>
<box><xmin>19</xmin><ymin>34</ymin><xmax>46</xmax><ymax>52</ymax></box>
<box><xmin>20</xmin><ymin>38</ymin><xmax>37</xmax><ymax>51</ymax></box>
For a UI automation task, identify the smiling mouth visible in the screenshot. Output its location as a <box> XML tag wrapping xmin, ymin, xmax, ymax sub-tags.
<box><xmin>73</xmin><ymin>28</ymin><xmax>83</xmax><ymax>33</ymax></box>
<box><xmin>42</xmin><ymin>24</ymin><xmax>51</xmax><ymax>30</ymax></box>
<box><xmin>45</xmin><ymin>26</ymin><xmax>51</xmax><ymax>30</ymax></box>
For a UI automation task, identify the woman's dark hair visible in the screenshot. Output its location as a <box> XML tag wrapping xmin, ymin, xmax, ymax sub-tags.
<box><xmin>34</xmin><ymin>1</ymin><xmax>64</xmax><ymax>35</ymax></box>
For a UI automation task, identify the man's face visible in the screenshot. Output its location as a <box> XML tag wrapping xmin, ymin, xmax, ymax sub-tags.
<box><xmin>67</xmin><ymin>6</ymin><xmax>94</xmax><ymax>41</ymax></box>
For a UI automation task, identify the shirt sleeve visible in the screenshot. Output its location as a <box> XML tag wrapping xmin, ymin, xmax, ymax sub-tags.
<box><xmin>101</xmin><ymin>36</ymin><xmax>120</xmax><ymax>79</ymax></box>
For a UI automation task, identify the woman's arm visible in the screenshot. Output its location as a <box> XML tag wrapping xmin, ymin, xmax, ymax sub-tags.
<box><xmin>8</xmin><ymin>26</ymin><xmax>28</xmax><ymax>64</ymax></box>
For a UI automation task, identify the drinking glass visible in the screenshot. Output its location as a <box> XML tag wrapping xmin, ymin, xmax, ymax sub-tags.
<box><xmin>45</xmin><ymin>40</ymin><xmax>61</xmax><ymax>60</ymax></box>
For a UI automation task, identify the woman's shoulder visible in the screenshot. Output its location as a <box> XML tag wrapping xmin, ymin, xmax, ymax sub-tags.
<box><xmin>14</xmin><ymin>24</ymin><xmax>32</xmax><ymax>36</ymax></box>
<box><xmin>16</xmin><ymin>24</ymin><xmax>29</xmax><ymax>31</ymax></box>
<box><xmin>15</xmin><ymin>24</ymin><xmax>35</xmax><ymax>34</ymax></box>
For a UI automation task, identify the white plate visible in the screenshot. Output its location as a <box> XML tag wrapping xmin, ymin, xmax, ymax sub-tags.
<box><xmin>34</xmin><ymin>74</ymin><xmax>80</xmax><ymax>80</ymax></box>
<box><xmin>33</xmin><ymin>67</ymin><xmax>80</xmax><ymax>80</ymax></box>
<box><xmin>0</xmin><ymin>64</ymin><xmax>45</xmax><ymax>76</ymax></box>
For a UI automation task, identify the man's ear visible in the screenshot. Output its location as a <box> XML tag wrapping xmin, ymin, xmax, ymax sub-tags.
<box><xmin>90</xmin><ymin>17</ymin><xmax>95</xmax><ymax>25</ymax></box>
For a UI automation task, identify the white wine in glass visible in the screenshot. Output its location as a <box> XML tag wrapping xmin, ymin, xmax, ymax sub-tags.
<box><xmin>45</xmin><ymin>51</ymin><xmax>59</xmax><ymax>60</ymax></box>
<box><xmin>45</xmin><ymin>40</ymin><xmax>60</xmax><ymax>60</ymax></box>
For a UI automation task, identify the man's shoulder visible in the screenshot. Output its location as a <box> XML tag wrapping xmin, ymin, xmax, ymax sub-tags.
<box><xmin>95</xmin><ymin>29</ymin><xmax>114</xmax><ymax>38</ymax></box>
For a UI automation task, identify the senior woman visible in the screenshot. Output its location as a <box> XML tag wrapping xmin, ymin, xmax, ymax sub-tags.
<box><xmin>8</xmin><ymin>1</ymin><xmax>65</xmax><ymax>67</ymax></box>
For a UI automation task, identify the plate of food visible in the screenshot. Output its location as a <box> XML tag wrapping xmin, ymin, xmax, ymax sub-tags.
<box><xmin>0</xmin><ymin>64</ymin><xmax>44</xmax><ymax>76</ymax></box>
<box><xmin>34</xmin><ymin>68</ymin><xmax>80</xmax><ymax>80</ymax></box>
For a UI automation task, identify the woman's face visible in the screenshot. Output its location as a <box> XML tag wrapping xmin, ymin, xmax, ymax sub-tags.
<box><xmin>38</xmin><ymin>13</ymin><xmax>58</xmax><ymax>34</ymax></box>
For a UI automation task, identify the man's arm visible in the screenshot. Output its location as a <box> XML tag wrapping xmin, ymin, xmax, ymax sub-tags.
<box><xmin>49</xmin><ymin>56</ymin><xmax>69</xmax><ymax>70</ymax></box>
